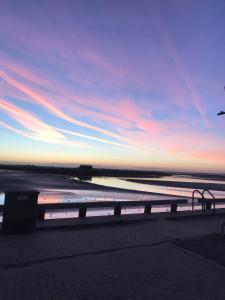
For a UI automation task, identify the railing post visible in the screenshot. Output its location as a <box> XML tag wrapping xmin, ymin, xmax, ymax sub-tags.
<box><xmin>79</xmin><ymin>205</ymin><xmax>87</xmax><ymax>218</ymax></box>
<box><xmin>114</xmin><ymin>204</ymin><xmax>121</xmax><ymax>216</ymax></box>
<box><xmin>37</xmin><ymin>206</ymin><xmax>45</xmax><ymax>220</ymax></box>
<box><xmin>201</xmin><ymin>203</ymin><xmax>204</xmax><ymax>213</ymax></box>
<box><xmin>171</xmin><ymin>203</ymin><xmax>177</xmax><ymax>213</ymax></box>
<box><xmin>206</xmin><ymin>202</ymin><xmax>212</xmax><ymax>210</ymax></box>
<box><xmin>144</xmin><ymin>204</ymin><xmax>152</xmax><ymax>214</ymax></box>
<box><xmin>221</xmin><ymin>222</ymin><xmax>225</xmax><ymax>235</ymax></box>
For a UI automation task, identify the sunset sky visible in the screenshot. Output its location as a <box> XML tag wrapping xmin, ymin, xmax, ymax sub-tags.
<box><xmin>0</xmin><ymin>0</ymin><xmax>225</xmax><ymax>172</ymax></box>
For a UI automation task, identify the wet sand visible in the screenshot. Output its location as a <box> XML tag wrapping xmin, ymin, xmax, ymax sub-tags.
<box><xmin>125</xmin><ymin>179</ymin><xmax>225</xmax><ymax>191</ymax></box>
<box><xmin>2</xmin><ymin>169</ymin><xmax>225</xmax><ymax>199</ymax></box>
<box><xmin>0</xmin><ymin>170</ymin><xmax>164</xmax><ymax>196</ymax></box>
<box><xmin>0</xmin><ymin>170</ymin><xmax>82</xmax><ymax>191</ymax></box>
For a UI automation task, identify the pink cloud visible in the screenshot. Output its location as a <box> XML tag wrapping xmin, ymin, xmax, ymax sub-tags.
<box><xmin>0</xmin><ymin>120</ymin><xmax>33</xmax><ymax>139</ymax></box>
<box><xmin>0</xmin><ymin>70</ymin><xmax>133</xmax><ymax>144</ymax></box>
<box><xmin>0</xmin><ymin>53</ymin><xmax>45</xmax><ymax>86</ymax></box>
<box><xmin>1</xmin><ymin>63</ymin><xmax>223</xmax><ymax>164</ymax></box>
<box><xmin>0</xmin><ymin>97</ymin><xmax>134</xmax><ymax>148</ymax></box>
<box><xmin>0</xmin><ymin>98</ymin><xmax>65</xmax><ymax>141</ymax></box>
<box><xmin>0</xmin><ymin>59</ymin><xmax>148</xmax><ymax>132</ymax></box>
<box><xmin>0</xmin><ymin>98</ymin><xmax>90</xmax><ymax>147</ymax></box>
<box><xmin>197</xmin><ymin>150</ymin><xmax>225</xmax><ymax>162</ymax></box>
<box><xmin>1</xmin><ymin>63</ymin><xmax>217</xmax><ymax>155</ymax></box>
<box><xmin>150</xmin><ymin>8</ymin><xmax>209</xmax><ymax>126</ymax></box>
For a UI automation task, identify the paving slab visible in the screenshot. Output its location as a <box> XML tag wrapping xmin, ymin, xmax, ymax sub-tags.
<box><xmin>1</xmin><ymin>213</ymin><xmax>225</xmax><ymax>299</ymax></box>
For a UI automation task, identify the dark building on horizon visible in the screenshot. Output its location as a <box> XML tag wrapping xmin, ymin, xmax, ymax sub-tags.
<box><xmin>77</xmin><ymin>164</ymin><xmax>93</xmax><ymax>181</ymax></box>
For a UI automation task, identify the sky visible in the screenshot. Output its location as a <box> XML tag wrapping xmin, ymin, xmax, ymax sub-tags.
<box><xmin>0</xmin><ymin>0</ymin><xmax>225</xmax><ymax>172</ymax></box>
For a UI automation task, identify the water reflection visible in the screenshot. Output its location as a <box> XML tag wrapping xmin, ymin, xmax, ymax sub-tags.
<box><xmin>1</xmin><ymin>174</ymin><xmax>225</xmax><ymax>219</ymax></box>
<box><xmin>1</xmin><ymin>175</ymin><xmax>225</xmax><ymax>206</ymax></box>
<box><xmin>125</xmin><ymin>175</ymin><xmax>225</xmax><ymax>185</ymax></box>
<box><xmin>0</xmin><ymin>188</ymin><xmax>176</xmax><ymax>206</ymax></box>
<box><xmin>38</xmin><ymin>188</ymin><xmax>175</xmax><ymax>203</ymax></box>
<box><xmin>0</xmin><ymin>193</ymin><xmax>5</xmax><ymax>205</ymax></box>
<box><xmin>87</xmin><ymin>177</ymin><xmax>225</xmax><ymax>199</ymax></box>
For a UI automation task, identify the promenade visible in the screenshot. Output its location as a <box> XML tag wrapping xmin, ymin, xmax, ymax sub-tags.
<box><xmin>1</xmin><ymin>212</ymin><xmax>225</xmax><ymax>299</ymax></box>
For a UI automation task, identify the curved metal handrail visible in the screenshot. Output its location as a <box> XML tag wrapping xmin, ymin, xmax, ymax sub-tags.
<box><xmin>202</xmin><ymin>189</ymin><xmax>216</xmax><ymax>214</ymax></box>
<box><xmin>192</xmin><ymin>189</ymin><xmax>204</xmax><ymax>212</ymax></box>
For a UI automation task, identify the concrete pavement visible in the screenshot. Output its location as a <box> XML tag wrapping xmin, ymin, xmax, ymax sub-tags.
<box><xmin>0</xmin><ymin>213</ymin><xmax>225</xmax><ymax>299</ymax></box>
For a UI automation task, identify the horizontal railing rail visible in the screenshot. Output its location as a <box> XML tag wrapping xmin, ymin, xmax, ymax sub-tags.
<box><xmin>198</xmin><ymin>196</ymin><xmax>225</xmax><ymax>214</ymax></box>
<box><xmin>198</xmin><ymin>198</ymin><xmax>225</xmax><ymax>205</ymax></box>
<box><xmin>198</xmin><ymin>198</ymin><xmax>225</xmax><ymax>203</ymax></box>
<box><xmin>0</xmin><ymin>199</ymin><xmax>188</xmax><ymax>219</ymax></box>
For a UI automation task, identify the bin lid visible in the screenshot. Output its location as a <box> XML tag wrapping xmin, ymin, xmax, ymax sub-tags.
<box><xmin>4</xmin><ymin>190</ymin><xmax>40</xmax><ymax>196</ymax></box>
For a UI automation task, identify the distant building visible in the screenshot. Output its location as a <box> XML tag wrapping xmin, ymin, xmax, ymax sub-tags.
<box><xmin>77</xmin><ymin>165</ymin><xmax>93</xmax><ymax>181</ymax></box>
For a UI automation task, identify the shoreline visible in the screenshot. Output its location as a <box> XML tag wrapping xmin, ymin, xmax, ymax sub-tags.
<box><xmin>0</xmin><ymin>170</ymin><xmax>225</xmax><ymax>198</ymax></box>
<box><xmin>0</xmin><ymin>170</ymin><xmax>174</xmax><ymax>197</ymax></box>
<box><xmin>125</xmin><ymin>179</ymin><xmax>225</xmax><ymax>191</ymax></box>
<box><xmin>3</xmin><ymin>169</ymin><xmax>225</xmax><ymax>200</ymax></box>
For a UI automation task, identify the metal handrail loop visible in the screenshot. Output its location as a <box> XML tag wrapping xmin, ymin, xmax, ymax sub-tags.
<box><xmin>202</xmin><ymin>189</ymin><xmax>216</xmax><ymax>214</ymax></box>
<box><xmin>192</xmin><ymin>189</ymin><xmax>204</xmax><ymax>212</ymax></box>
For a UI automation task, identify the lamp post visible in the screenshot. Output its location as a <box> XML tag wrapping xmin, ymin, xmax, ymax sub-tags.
<box><xmin>217</xmin><ymin>111</ymin><xmax>225</xmax><ymax>116</ymax></box>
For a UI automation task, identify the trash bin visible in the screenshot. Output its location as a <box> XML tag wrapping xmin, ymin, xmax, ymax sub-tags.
<box><xmin>2</xmin><ymin>190</ymin><xmax>39</xmax><ymax>234</ymax></box>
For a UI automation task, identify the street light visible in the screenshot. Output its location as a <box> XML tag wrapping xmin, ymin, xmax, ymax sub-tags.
<box><xmin>217</xmin><ymin>87</ymin><xmax>225</xmax><ymax>115</ymax></box>
<box><xmin>217</xmin><ymin>111</ymin><xmax>225</xmax><ymax>116</ymax></box>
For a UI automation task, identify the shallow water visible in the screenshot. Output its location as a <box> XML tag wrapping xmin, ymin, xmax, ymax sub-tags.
<box><xmin>125</xmin><ymin>175</ymin><xmax>225</xmax><ymax>185</ymax></box>
<box><xmin>1</xmin><ymin>174</ymin><xmax>225</xmax><ymax>219</ymax></box>
<box><xmin>88</xmin><ymin>176</ymin><xmax>225</xmax><ymax>199</ymax></box>
<box><xmin>0</xmin><ymin>187</ymin><xmax>176</xmax><ymax>205</ymax></box>
<box><xmin>0</xmin><ymin>187</ymin><xmax>187</xmax><ymax>220</ymax></box>
<box><xmin>1</xmin><ymin>175</ymin><xmax>225</xmax><ymax>204</ymax></box>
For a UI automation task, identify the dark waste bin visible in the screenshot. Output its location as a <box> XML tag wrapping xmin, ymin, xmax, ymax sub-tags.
<box><xmin>2</xmin><ymin>190</ymin><xmax>39</xmax><ymax>234</ymax></box>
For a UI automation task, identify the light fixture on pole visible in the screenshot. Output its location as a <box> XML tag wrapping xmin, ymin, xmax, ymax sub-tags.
<box><xmin>217</xmin><ymin>86</ymin><xmax>225</xmax><ymax>115</ymax></box>
<box><xmin>217</xmin><ymin>111</ymin><xmax>225</xmax><ymax>116</ymax></box>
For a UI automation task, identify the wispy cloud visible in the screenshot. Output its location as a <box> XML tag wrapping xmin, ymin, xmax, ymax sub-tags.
<box><xmin>0</xmin><ymin>98</ymin><xmax>65</xmax><ymax>142</ymax></box>
<box><xmin>0</xmin><ymin>120</ymin><xmax>33</xmax><ymax>139</ymax></box>
<box><xmin>0</xmin><ymin>99</ymin><xmax>89</xmax><ymax>147</ymax></box>
<box><xmin>0</xmin><ymin>1</ymin><xmax>224</xmax><ymax>170</ymax></box>
<box><xmin>151</xmin><ymin>7</ymin><xmax>209</xmax><ymax>126</ymax></box>
<box><xmin>56</xmin><ymin>128</ymin><xmax>133</xmax><ymax>148</ymax></box>
<box><xmin>0</xmin><ymin>70</ymin><xmax>133</xmax><ymax>144</ymax></box>
<box><xmin>0</xmin><ymin>97</ymin><xmax>134</xmax><ymax>149</ymax></box>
